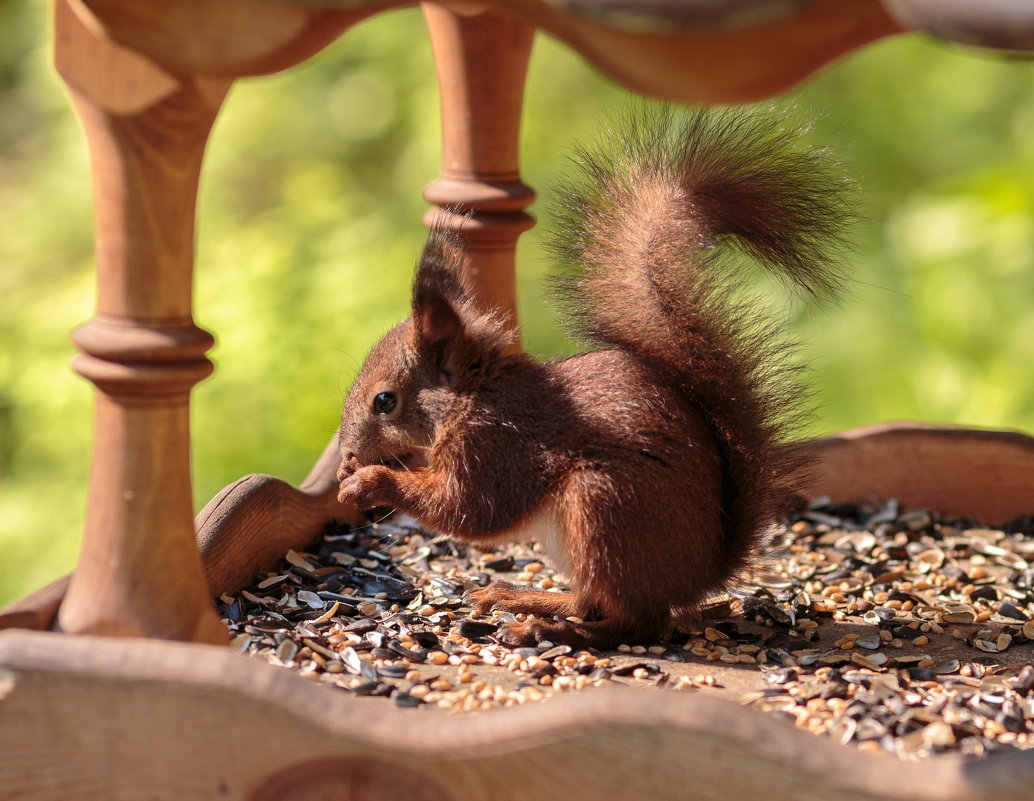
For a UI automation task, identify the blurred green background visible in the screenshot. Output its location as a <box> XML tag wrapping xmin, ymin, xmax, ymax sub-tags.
<box><xmin>3</xmin><ymin>2</ymin><xmax>1034</xmax><ymax>605</ymax></box>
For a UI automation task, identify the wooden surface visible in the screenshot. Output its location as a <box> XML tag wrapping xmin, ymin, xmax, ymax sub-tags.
<box><xmin>882</xmin><ymin>0</ymin><xmax>1034</xmax><ymax>51</ymax></box>
<box><xmin>0</xmin><ymin>577</ymin><xmax>69</xmax><ymax>633</ymax></box>
<box><xmin>71</xmin><ymin>0</ymin><xmax>399</xmax><ymax>77</ymax></box>
<box><xmin>196</xmin><ymin>435</ymin><xmax>362</xmax><ymax>598</ymax></box>
<box><xmin>3</xmin><ymin>628</ymin><xmax>1034</xmax><ymax>801</ymax></box>
<box><xmin>53</xmin><ymin>0</ymin><xmax>227</xmax><ymax>642</ymax></box>
<box><xmin>422</xmin><ymin>5</ymin><xmax>536</xmax><ymax>343</ymax></box>
<box><xmin>50</xmin><ymin>0</ymin><xmax>399</xmax><ymax>644</ymax></box>
<box><xmin>804</xmin><ymin>423</ymin><xmax>1034</xmax><ymax>526</ymax></box>
<box><xmin>499</xmin><ymin>0</ymin><xmax>902</xmax><ymax>103</ymax></box>
<box><xmin>0</xmin><ymin>437</ymin><xmax>358</xmax><ymax>634</ymax></box>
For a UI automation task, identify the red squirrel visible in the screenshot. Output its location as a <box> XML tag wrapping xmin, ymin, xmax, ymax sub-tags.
<box><xmin>336</xmin><ymin>108</ymin><xmax>849</xmax><ymax>650</ymax></box>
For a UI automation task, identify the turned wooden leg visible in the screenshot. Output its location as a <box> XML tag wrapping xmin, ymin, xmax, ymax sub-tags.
<box><xmin>54</xmin><ymin>1</ymin><xmax>228</xmax><ymax>642</ymax></box>
<box><xmin>422</xmin><ymin>4</ymin><xmax>536</xmax><ymax>345</ymax></box>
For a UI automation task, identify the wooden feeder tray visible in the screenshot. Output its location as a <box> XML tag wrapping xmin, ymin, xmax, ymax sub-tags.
<box><xmin>4</xmin><ymin>2</ymin><xmax>1034</xmax><ymax>799</ymax></box>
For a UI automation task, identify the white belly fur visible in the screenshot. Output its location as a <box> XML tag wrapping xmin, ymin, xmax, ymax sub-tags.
<box><xmin>506</xmin><ymin>500</ymin><xmax>570</xmax><ymax>579</ymax></box>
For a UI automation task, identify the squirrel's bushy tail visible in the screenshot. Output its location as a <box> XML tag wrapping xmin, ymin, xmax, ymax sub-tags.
<box><xmin>548</xmin><ymin>106</ymin><xmax>851</xmax><ymax>577</ymax></box>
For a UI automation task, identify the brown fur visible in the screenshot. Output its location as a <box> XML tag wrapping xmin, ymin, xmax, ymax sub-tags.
<box><xmin>337</xmin><ymin>107</ymin><xmax>850</xmax><ymax>650</ymax></box>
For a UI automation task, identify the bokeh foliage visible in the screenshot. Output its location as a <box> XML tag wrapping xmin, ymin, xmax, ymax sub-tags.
<box><xmin>3</xmin><ymin>3</ymin><xmax>1034</xmax><ymax>604</ymax></box>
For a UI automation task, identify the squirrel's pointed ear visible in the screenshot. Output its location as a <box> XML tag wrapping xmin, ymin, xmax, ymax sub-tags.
<box><xmin>413</xmin><ymin>293</ymin><xmax>461</xmax><ymax>345</ymax></box>
<box><xmin>410</xmin><ymin>227</ymin><xmax>512</xmax><ymax>378</ymax></box>
<box><xmin>411</xmin><ymin>228</ymin><xmax>469</xmax><ymax>347</ymax></box>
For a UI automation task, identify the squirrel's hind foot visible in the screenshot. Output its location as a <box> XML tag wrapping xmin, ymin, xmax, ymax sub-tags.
<box><xmin>469</xmin><ymin>581</ymin><xmax>669</xmax><ymax>650</ymax></box>
<box><xmin>466</xmin><ymin>581</ymin><xmax>578</xmax><ymax>618</ymax></box>
<box><xmin>494</xmin><ymin>616</ymin><xmax>664</xmax><ymax>651</ymax></box>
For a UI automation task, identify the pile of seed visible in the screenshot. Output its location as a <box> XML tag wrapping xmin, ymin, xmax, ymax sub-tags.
<box><xmin>219</xmin><ymin>499</ymin><xmax>1034</xmax><ymax>760</ymax></box>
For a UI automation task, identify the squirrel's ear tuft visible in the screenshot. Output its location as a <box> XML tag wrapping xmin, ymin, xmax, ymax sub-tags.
<box><xmin>411</xmin><ymin>227</ymin><xmax>469</xmax><ymax>346</ymax></box>
<box><xmin>410</xmin><ymin>226</ymin><xmax>513</xmax><ymax>378</ymax></box>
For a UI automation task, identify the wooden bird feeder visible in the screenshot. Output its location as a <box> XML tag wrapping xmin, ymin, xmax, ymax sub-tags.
<box><xmin>4</xmin><ymin>1</ymin><xmax>1034</xmax><ymax>799</ymax></box>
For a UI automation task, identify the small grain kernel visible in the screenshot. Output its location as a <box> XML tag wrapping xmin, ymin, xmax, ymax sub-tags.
<box><xmin>430</xmin><ymin>679</ymin><xmax>453</xmax><ymax>692</ymax></box>
<box><xmin>427</xmin><ymin>651</ymin><xmax>449</xmax><ymax>666</ymax></box>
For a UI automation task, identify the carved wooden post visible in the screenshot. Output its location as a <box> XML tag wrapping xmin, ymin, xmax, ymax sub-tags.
<box><xmin>53</xmin><ymin>0</ymin><xmax>227</xmax><ymax>642</ymax></box>
<box><xmin>422</xmin><ymin>4</ymin><xmax>536</xmax><ymax>344</ymax></box>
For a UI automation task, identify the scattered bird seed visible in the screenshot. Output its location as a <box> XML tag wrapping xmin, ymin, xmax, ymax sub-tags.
<box><xmin>222</xmin><ymin>500</ymin><xmax>1034</xmax><ymax>759</ymax></box>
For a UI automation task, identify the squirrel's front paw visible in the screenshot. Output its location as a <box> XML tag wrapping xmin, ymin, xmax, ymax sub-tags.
<box><xmin>337</xmin><ymin>463</ymin><xmax>393</xmax><ymax>509</ymax></box>
<box><xmin>336</xmin><ymin>455</ymin><xmax>361</xmax><ymax>484</ymax></box>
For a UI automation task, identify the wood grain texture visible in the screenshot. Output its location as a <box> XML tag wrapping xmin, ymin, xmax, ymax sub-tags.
<box><xmin>0</xmin><ymin>576</ymin><xmax>69</xmax><ymax>633</ymax></box>
<box><xmin>72</xmin><ymin>0</ymin><xmax>402</xmax><ymax>77</ymax></box>
<box><xmin>803</xmin><ymin>422</ymin><xmax>1034</xmax><ymax>526</ymax></box>
<box><xmin>882</xmin><ymin>0</ymin><xmax>1034</xmax><ymax>51</ymax></box>
<box><xmin>2</xmin><ymin>628</ymin><xmax>1033</xmax><ymax>801</ymax></box>
<box><xmin>422</xmin><ymin>4</ymin><xmax>537</xmax><ymax>346</ymax></box>
<box><xmin>53</xmin><ymin>1</ymin><xmax>226</xmax><ymax>643</ymax></box>
<box><xmin>196</xmin><ymin>435</ymin><xmax>362</xmax><ymax>598</ymax></box>
<box><xmin>264</xmin><ymin>0</ymin><xmax>904</xmax><ymax>103</ymax></box>
<box><xmin>0</xmin><ymin>437</ymin><xmax>359</xmax><ymax>632</ymax></box>
<box><xmin>502</xmin><ymin>0</ymin><xmax>903</xmax><ymax>102</ymax></box>
<box><xmin>541</xmin><ymin>0</ymin><xmax>814</xmax><ymax>30</ymax></box>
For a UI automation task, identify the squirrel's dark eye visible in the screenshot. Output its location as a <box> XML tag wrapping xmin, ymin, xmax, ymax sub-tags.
<box><xmin>372</xmin><ymin>391</ymin><xmax>397</xmax><ymax>415</ymax></box>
